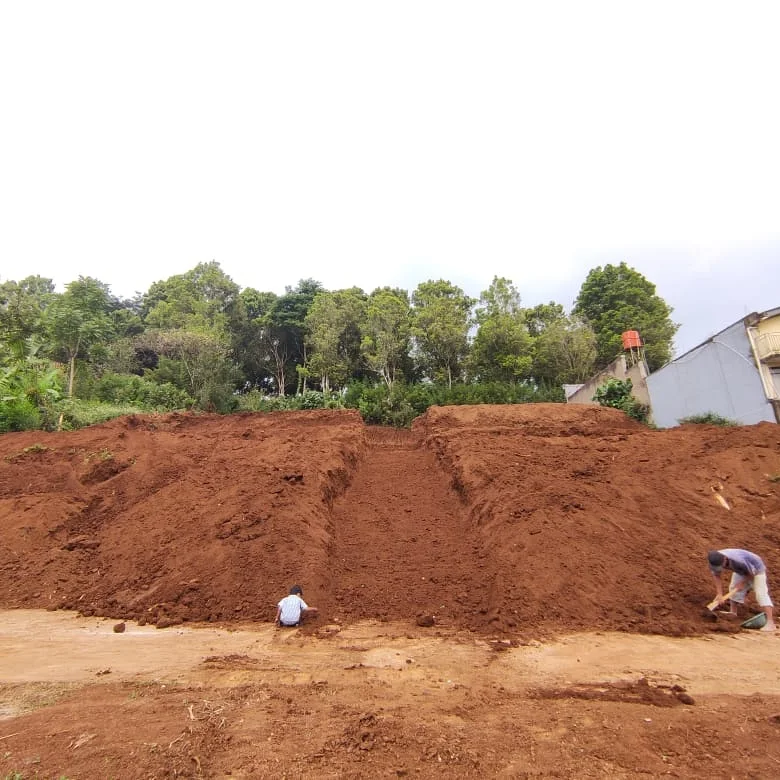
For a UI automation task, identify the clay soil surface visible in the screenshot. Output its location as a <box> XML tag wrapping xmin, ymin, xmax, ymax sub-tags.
<box><xmin>1</xmin><ymin>404</ymin><xmax>780</xmax><ymax>778</ymax></box>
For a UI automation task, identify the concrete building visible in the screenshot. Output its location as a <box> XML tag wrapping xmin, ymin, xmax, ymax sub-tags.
<box><xmin>646</xmin><ymin>307</ymin><xmax>780</xmax><ymax>428</ymax></box>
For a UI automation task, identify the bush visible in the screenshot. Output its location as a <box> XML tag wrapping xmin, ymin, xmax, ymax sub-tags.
<box><xmin>678</xmin><ymin>412</ymin><xmax>738</xmax><ymax>426</ymax></box>
<box><xmin>0</xmin><ymin>398</ymin><xmax>42</xmax><ymax>432</ymax></box>
<box><xmin>235</xmin><ymin>389</ymin><xmax>343</xmax><ymax>413</ymax></box>
<box><xmin>92</xmin><ymin>372</ymin><xmax>193</xmax><ymax>411</ymax></box>
<box><xmin>344</xmin><ymin>380</ymin><xmax>565</xmax><ymax>427</ymax></box>
<box><xmin>239</xmin><ymin>380</ymin><xmax>566</xmax><ymax>427</ymax></box>
<box><xmin>593</xmin><ymin>378</ymin><xmax>650</xmax><ymax>423</ymax></box>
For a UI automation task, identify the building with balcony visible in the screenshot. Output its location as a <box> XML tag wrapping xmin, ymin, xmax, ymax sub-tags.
<box><xmin>646</xmin><ymin>307</ymin><xmax>780</xmax><ymax>427</ymax></box>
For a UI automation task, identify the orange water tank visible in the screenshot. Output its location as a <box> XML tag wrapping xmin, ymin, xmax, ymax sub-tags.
<box><xmin>621</xmin><ymin>330</ymin><xmax>643</xmax><ymax>350</ymax></box>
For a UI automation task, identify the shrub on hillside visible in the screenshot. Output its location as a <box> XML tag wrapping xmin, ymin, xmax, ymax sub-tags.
<box><xmin>0</xmin><ymin>397</ymin><xmax>43</xmax><ymax>432</ymax></box>
<box><xmin>92</xmin><ymin>372</ymin><xmax>193</xmax><ymax>411</ymax></box>
<box><xmin>678</xmin><ymin>412</ymin><xmax>738</xmax><ymax>426</ymax></box>
<box><xmin>344</xmin><ymin>380</ymin><xmax>566</xmax><ymax>427</ymax></box>
<box><xmin>55</xmin><ymin>398</ymin><xmax>146</xmax><ymax>430</ymax></box>
<box><xmin>237</xmin><ymin>380</ymin><xmax>566</xmax><ymax>427</ymax></box>
<box><xmin>593</xmin><ymin>378</ymin><xmax>650</xmax><ymax>423</ymax></box>
<box><xmin>236</xmin><ymin>389</ymin><xmax>343</xmax><ymax>413</ymax></box>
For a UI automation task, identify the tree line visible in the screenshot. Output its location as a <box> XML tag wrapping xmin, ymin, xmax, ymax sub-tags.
<box><xmin>0</xmin><ymin>261</ymin><xmax>677</xmax><ymax>430</ymax></box>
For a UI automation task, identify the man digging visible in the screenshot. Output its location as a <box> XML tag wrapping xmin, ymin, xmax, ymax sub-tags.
<box><xmin>708</xmin><ymin>549</ymin><xmax>776</xmax><ymax>632</ymax></box>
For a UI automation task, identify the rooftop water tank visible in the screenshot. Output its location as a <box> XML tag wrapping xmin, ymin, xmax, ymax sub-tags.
<box><xmin>621</xmin><ymin>330</ymin><xmax>643</xmax><ymax>350</ymax></box>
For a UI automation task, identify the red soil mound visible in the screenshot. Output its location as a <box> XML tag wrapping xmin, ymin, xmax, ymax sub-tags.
<box><xmin>415</xmin><ymin>404</ymin><xmax>780</xmax><ymax>635</ymax></box>
<box><xmin>0</xmin><ymin>410</ymin><xmax>365</xmax><ymax>627</ymax></box>
<box><xmin>1</xmin><ymin>404</ymin><xmax>778</xmax><ymax>636</ymax></box>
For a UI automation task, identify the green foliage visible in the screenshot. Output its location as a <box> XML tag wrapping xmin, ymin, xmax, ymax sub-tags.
<box><xmin>532</xmin><ymin>316</ymin><xmax>597</xmax><ymax>385</ymax></box>
<box><xmin>0</xmin><ymin>265</ymin><xmax>691</xmax><ymax>431</ymax></box>
<box><xmin>46</xmin><ymin>276</ymin><xmax>115</xmax><ymax>396</ymax></box>
<box><xmin>0</xmin><ymin>396</ymin><xmax>42</xmax><ymax>432</ymax></box>
<box><xmin>108</xmin><ymin>294</ymin><xmax>145</xmax><ymax>339</ymax></box>
<box><xmin>236</xmin><ymin>389</ymin><xmax>343</xmax><ymax>412</ymax></box>
<box><xmin>142</xmin><ymin>261</ymin><xmax>243</xmax><ymax>334</ymax></box>
<box><xmin>0</xmin><ymin>275</ymin><xmax>55</xmax><ymax>354</ymax></box>
<box><xmin>268</xmin><ymin>279</ymin><xmax>325</xmax><ymax>395</ymax></box>
<box><xmin>344</xmin><ymin>380</ymin><xmax>564</xmax><ymax>427</ymax></box>
<box><xmin>678</xmin><ymin>412</ymin><xmax>739</xmax><ymax>426</ymax></box>
<box><xmin>344</xmin><ymin>382</ymin><xmax>417</xmax><ymax>427</ymax></box>
<box><xmin>54</xmin><ymin>398</ymin><xmax>146</xmax><ymax>429</ymax></box>
<box><xmin>593</xmin><ymin>378</ymin><xmax>649</xmax><ymax>422</ymax></box>
<box><xmin>412</xmin><ymin>280</ymin><xmax>474</xmax><ymax>388</ymax></box>
<box><xmin>0</xmin><ymin>338</ymin><xmax>63</xmax><ymax>431</ymax></box>
<box><xmin>91</xmin><ymin>372</ymin><xmax>193</xmax><ymax>411</ymax></box>
<box><xmin>525</xmin><ymin>302</ymin><xmax>566</xmax><ymax>337</ymax></box>
<box><xmin>573</xmin><ymin>262</ymin><xmax>678</xmax><ymax>372</ymax></box>
<box><xmin>235</xmin><ymin>288</ymin><xmax>279</xmax><ymax>392</ymax></box>
<box><xmin>136</xmin><ymin>330</ymin><xmax>240</xmax><ymax>412</ymax></box>
<box><xmin>361</xmin><ymin>287</ymin><xmax>412</xmax><ymax>389</ymax></box>
<box><xmin>470</xmin><ymin>277</ymin><xmax>533</xmax><ymax>383</ymax></box>
<box><xmin>305</xmin><ymin>288</ymin><xmax>367</xmax><ymax>392</ymax></box>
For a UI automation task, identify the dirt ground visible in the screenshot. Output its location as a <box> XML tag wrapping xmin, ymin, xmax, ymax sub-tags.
<box><xmin>1</xmin><ymin>404</ymin><xmax>780</xmax><ymax>778</ymax></box>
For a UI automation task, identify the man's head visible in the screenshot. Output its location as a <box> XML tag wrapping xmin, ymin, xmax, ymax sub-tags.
<box><xmin>708</xmin><ymin>551</ymin><xmax>726</xmax><ymax>572</ymax></box>
<box><xmin>289</xmin><ymin>585</ymin><xmax>303</xmax><ymax>596</ymax></box>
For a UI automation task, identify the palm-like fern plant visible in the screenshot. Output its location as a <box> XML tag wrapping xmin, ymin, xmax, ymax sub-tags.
<box><xmin>0</xmin><ymin>338</ymin><xmax>64</xmax><ymax>431</ymax></box>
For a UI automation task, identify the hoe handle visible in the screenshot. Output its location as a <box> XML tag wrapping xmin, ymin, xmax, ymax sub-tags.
<box><xmin>707</xmin><ymin>587</ymin><xmax>742</xmax><ymax>611</ymax></box>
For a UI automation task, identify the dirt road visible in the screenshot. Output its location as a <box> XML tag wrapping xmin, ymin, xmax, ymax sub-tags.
<box><xmin>2</xmin><ymin>611</ymin><xmax>780</xmax><ymax>778</ymax></box>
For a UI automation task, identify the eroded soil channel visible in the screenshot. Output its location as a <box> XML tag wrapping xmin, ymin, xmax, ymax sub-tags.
<box><xmin>321</xmin><ymin>427</ymin><xmax>497</xmax><ymax>628</ymax></box>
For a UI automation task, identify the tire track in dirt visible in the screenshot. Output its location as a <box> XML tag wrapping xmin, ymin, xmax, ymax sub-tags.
<box><xmin>321</xmin><ymin>427</ymin><xmax>498</xmax><ymax>629</ymax></box>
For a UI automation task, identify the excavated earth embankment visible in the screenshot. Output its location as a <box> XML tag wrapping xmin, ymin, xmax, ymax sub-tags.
<box><xmin>3</xmin><ymin>404</ymin><xmax>780</xmax><ymax>779</ymax></box>
<box><xmin>1</xmin><ymin>403</ymin><xmax>778</xmax><ymax>636</ymax></box>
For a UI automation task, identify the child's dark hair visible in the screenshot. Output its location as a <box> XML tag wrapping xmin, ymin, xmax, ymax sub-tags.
<box><xmin>290</xmin><ymin>584</ymin><xmax>303</xmax><ymax>596</ymax></box>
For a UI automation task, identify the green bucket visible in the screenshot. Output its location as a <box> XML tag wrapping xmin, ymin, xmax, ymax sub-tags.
<box><xmin>741</xmin><ymin>612</ymin><xmax>768</xmax><ymax>630</ymax></box>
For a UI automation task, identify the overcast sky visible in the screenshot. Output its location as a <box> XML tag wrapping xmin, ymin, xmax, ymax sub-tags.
<box><xmin>1</xmin><ymin>2</ymin><xmax>778</xmax><ymax>356</ymax></box>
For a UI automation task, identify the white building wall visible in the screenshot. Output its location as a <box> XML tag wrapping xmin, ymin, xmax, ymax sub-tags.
<box><xmin>646</xmin><ymin>320</ymin><xmax>775</xmax><ymax>428</ymax></box>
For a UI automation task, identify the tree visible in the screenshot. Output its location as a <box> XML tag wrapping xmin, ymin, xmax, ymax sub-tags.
<box><xmin>305</xmin><ymin>288</ymin><xmax>366</xmax><ymax>392</ymax></box>
<box><xmin>412</xmin><ymin>280</ymin><xmax>474</xmax><ymax>388</ymax></box>
<box><xmin>267</xmin><ymin>279</ymin><xmax>324</xmax><ymax>395</ymax></box>
<box><xmin>525</xmin><ymin>302</ymin><xmax>566</xmax><ymax>338</ymax></box>
<box><xmin>469</xmin><ymin>277</ymin><xmax>533</xmax><ymax>383</ymax></box>
<box><xmin>0</xmin><ymin>275</ymin><xmax>56</xmax><ymax>357</ymax></box>
<box><xmin>572</xmin><ymin>262</ymin><xmax>678</xmax><ymax>372</ymax></box>
<box><xmin>361</xmin><ymin>287</ymin><xmax>412</xmax><ymax>389</ymax></box>
<box><xmin>108</xmin><ymin>293</ymin><xmax>145</xmax><ymax>339</ymax></box>
<box><xmin>235</xmin><ymin>288</ymin><xmax>279</xmax><ymax>392</ymax></box>
<box><xmin>142</xmin><ymin>261</ymin><xmax>243</xmax><ymax>334</ymax></box>
<box><xmin>46</xmin><ymin>277</ymin><xmax>114</xmax><ymax>397</ymax></box>
<box><xmin>531</xmin><ymin>316</ymin><xmax>597</xmax><ymax>385</ymax></box>
<box><xmin>138</xmin><ymin>329</ymin><xmax>239</xmax><ymax>411</ymax></box>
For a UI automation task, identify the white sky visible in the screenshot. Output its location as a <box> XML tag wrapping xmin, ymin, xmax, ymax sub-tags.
<box><xmin>1</xmin><ymin>1</ymin><xmax>778</xmax><ymax>355</ymax></box>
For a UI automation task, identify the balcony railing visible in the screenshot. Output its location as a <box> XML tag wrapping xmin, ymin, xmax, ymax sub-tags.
<box><xmin>754</xmin><ymin>331</ymin><xmax>780</xmax><ymax>365</ymax></box>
